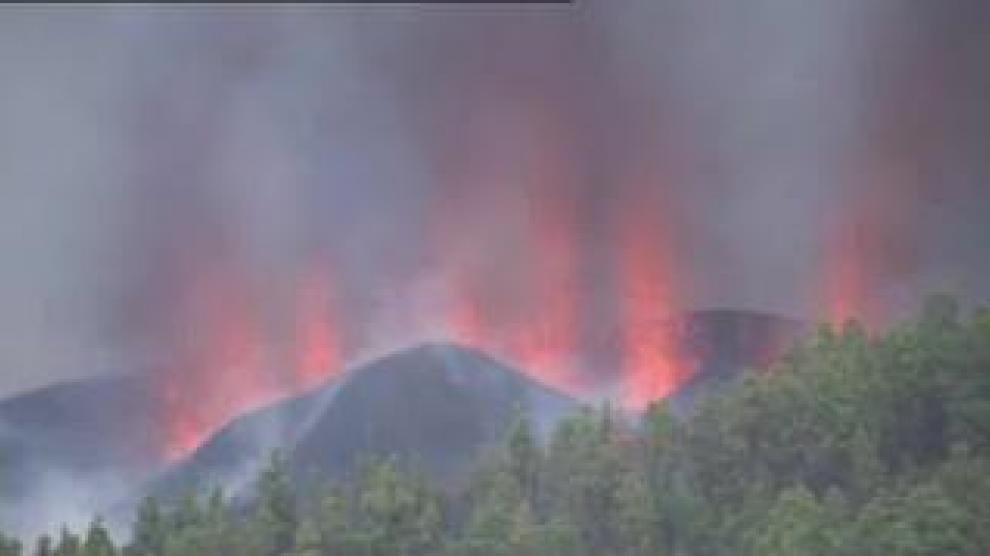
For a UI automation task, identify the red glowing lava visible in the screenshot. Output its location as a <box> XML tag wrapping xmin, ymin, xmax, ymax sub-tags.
<box><xmin>160</xmin><ymin>262</ymin><xmax>272</xmax><ymax>460</ymax></box>
<box><xmin>618</xmin><ymin>187</ymin><xmax>693</xmax><ymax>411</ymax></box>
<box><xmin>428</xmin><ymin>99</ymin><xmax>590</xmax><ymax>398</ymax></box>
<box><xmin>436</xmin><ymin>186</ymin><xmax>585</xmax><ymax>398</ymax></box>
<box><xmin>294</xmin><ymin>263</ymin><xmax>342</xmax><ymax>390</ymax></box>
<box><xmin>426</xmin><ymin>98</ymin><xmax>704</xmax><ymax>409</ymax></box>
<box><xmin>824</xmin><ymin>173</ymin><xmax>873</xmax><ymax>328</ymax></box>
<box><xmin>159</xmin><ymin>260</ymin><xmax>345</xmax><ymax>461</ymax></box>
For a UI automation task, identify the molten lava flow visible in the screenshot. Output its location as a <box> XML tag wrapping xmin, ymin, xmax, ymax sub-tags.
<box><xmin>161</xmin><ymin>263</ymin><xmax>272</xmax><ymax>460</ymax></box>
<box><xmin>160</xmin><ymin>260</ymin><xmax>346</xmax><ymax>461</ymax></box>
<box><xmin>824</xmin><ymin>202</ymin><xmax>869</xmax><ymax>328</ymax></box>
<box><xmin>432</xmin><ymin>189</ymin><xmax>495</xmax><ymax>356</ymax></box>
<box><xmin>618</xmin><ymin>193</ymin><xmax>692</xmax><ymax>411</ymax></box>
<box><xmin>430</xmin><ymin>98</ymin><xmax>590</xmax><ymax>398</ymax></box>
<box><xmin>294</xmin><ymin>263</ymin><xmax>342</xmax><ymax>390</ymax></box>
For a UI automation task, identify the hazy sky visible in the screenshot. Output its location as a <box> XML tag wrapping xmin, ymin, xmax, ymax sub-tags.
<box><xmin>1</xmin><ymin>1</ymin><xmax>988</xmax><ymax>397</ymax></box>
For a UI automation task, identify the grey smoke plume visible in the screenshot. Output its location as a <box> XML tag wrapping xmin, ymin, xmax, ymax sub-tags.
<box><xmin>1</xmin><ymin>0</ymin><xmax>989</xmax><ymax>540</ymax></box>
<box><xmin>0</xmin><ymin>2</ymin><xmax>988</xmax><ymax>395</ymax></box>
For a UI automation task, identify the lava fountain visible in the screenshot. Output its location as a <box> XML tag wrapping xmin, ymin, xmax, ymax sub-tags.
<box><xmin>160</xmin><ymin>261</ymin><xmax>270</xmax><ymax>460</ymax></box>
<box><xmin>159</xmin><ymin>259</ymin><xmax>344</xmax><ymax>461</ymax></box>
<box><xmin>617</xmin><ymin>180</ymin><xmax>692</xmax><ymax>411</ymax></box>
<box><xmin>293</xmin><ymin>262</ymin><xmax>343</xmax><ymax>390</ymax></box>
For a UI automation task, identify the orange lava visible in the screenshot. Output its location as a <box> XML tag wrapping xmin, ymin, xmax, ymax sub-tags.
<box><xmin>161</xmin><ymin>262</ymin><xmax>272</xmax><ymax>460</ymax></box>
<box><xmin>824</xmin><ymin>188</ymin><xmax>870</xmax><ymax>328</ymax></box>
<box><xmin>617</xmin><ymin>186</ymin><xmax>693</xmax><ymax>411</ymax></box>
<box><xmin>294</xmin><ymin>263</ymin><xmax>342</xmax><ymax>390</ymax></box>
<box><xmin>430</xmin><ymin>100</ymin><xmax>589</xmax><ymax>398</ymax></box>
<box><xmin>157</xmin><ymin>98</ymin><xmax>704</xmax><ymax>460</ymax></box>
<box><xmin>428</xmin><ymin>100</ymin><xmax>701</xmax><ymax>409</ymax></box>
<box><xmin>159</xmin><ymin>260</ymin><xmax>345</xmax><ymax>461</ymax></box>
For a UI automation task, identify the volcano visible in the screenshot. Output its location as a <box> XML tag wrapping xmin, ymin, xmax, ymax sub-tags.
<box><xmin>151</xmin><ymin>342</ymin><xmax>577</xmax><ymax>498</ymax></box>
<box><xmin>153</xmin><ymin>309</ymin><xmax>801</xmax><ymax>496</ymax></box>
<box><xmin>0</xmin><ymin>375</ymin><xmax>161</xmax><ymax>498</ymax></box>
<box><xmin>0</xmin><ymin>308</ymin><xmax>804</xmax><ymax>524</ymax></box>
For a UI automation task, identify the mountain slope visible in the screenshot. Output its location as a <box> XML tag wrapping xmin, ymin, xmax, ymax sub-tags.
<box><xmin>154</xmin><ymin>342</ymin><xmax>577</xmax><ymax>497</ymax></box>
<box><xmin>158</xmin><ymin>311</ymin><xmax>801</xmax><ymax>495</ymax></box>
<box><xmin>2</xmin><ymin>309</ymin><xmax>803</xmax><ymax>521</ymax></box>
<box><xmin>0</xmin><ymin>375</ymin><xmax>160</xmax><ymax>496</ymax></box>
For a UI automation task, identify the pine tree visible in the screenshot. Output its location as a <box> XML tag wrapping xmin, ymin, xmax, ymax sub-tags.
<box><xmin>53</xmin><ymin>527</ymin><xmax>80</xmax><ymax>556</ymax></box>
<box><xmin>291</xmin><ymin>519</ymin><xmax>322</xmax><ymax>556</ymax></box>
<box><xmin>315</xmin><ymin>483</ymin><xmax>354</xmax><ymax>554</ymax></box>
<box><xmin>461</xmin><ymin>470</ymin><xmax>521</xmax><ymax>556</ymax></box>
<box><xmin>850</xmin><ymin>482</ymin><xmax>978</xmax><ymax>555</ymax></box>
<box><xmin>125</xmin><ymin>497</ymin><xmax>165</xmax><ymax>556</ymax></box>
<box><xmin>0</xmin><ymin>532</ymin><xmax>20</xmax><ymax>556</ymax></box>
<box><xmin>33</xmin><ymin>534</ymin><xmax>53</xmax><ymax>556</ymax></box>
<box><xmin>356</xmin><ymin>457</ymin><xmax>442</xmax><ymax>556</ymax></box>
<box><xmin>505</xmin><ymin>406</ymin><xmax>540</xmax><ymax>504</ymax></box>
<box><xmin>200</xmin><ymin>487</ymin><xmax>235</xmax><ymax>556</ymax></box>
<box><xmin>747</xmin><ymin>485</ymin><xmax>845</xmax><ymax>556</ymax></box>
<box><xmin>251</xmin><ymin>451</ymin><xmax>298</xmax><ymax>556</ymax></box>
<box><xmin>81</xmin><ymin>518</ymin><xmax>116</xmax><ymax>556</ymax></box>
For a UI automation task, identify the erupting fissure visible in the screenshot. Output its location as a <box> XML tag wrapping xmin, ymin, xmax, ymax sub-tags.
<box><xmin>433</xmin><ymin>183</ymin><xmax>696</xmax><ymax>408</ymax></box>
<box><xmin>160</xmin><ymin>263</ymin><xmax>271</xmax><ymax>460</ymax></box>
<box><xmin>156</xmin><ymin>197</ymin><xmax>704</xmax><ymax>459</ymax></box>
<box><xmin>618</xmin><ymin>185</ymin><xmax>693</xmax><ymax>411</ymax></box>
<box><xmin>154</xmin><ymin>102</ymin><xmax>721</xmax><ymax>460</ymax></box>
<box><xmin>159</xmin><ymin>262</ymin><xmax>344</xmax><ymax>461</ymax></box>
<box><xmin>294</xmin><ymin>263</ymin><xmax>342</xmax><ymax>390</ymax></box>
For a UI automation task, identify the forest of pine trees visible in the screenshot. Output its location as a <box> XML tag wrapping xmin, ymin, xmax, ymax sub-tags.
<box><xmin>2</xmin><ymin>294</ymin><xmax>989</xmax><ymax>556</ymax></box>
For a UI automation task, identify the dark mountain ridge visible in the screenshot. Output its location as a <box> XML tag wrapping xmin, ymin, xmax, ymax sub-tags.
<box><xmin>152</xmin><ymin>342</ymin><xmax>577</xmax><ymax>499</ymax></box>
<box><xmin>0</xmin><ymin>308</ymin><xmax>806</xmax><ymax>531</ymax></box>
<box><xmin>0</xmin><ymin>375</ymin><xmax>160</xmax><ymax>498</ymax></box>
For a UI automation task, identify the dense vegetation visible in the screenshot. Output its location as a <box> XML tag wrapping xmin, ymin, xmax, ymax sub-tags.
<box><xmin>2</xmin><ymin>294</ymin><xmax>989</xmax><ymax>556</ymax></box>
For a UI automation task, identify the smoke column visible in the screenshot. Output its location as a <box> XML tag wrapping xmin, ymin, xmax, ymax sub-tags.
<box><xmin>0</xmin><ymin>2</ymin><xmax>988</xmax><ymax>463</ymax></box>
